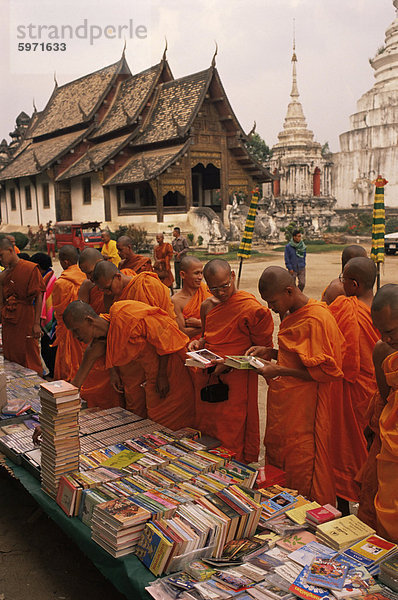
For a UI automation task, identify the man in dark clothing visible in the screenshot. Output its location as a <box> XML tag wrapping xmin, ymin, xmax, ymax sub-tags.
<box><xmin>284</xmin><ymin>229</ymin><xmax>306</xmax><ymax>291</ymax></box>
<box><xmin>172</xmin><ymin>227</ymin><xmax>189</xmax><ymax>289</ymax></box>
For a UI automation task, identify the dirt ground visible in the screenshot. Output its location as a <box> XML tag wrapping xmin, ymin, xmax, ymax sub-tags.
<box><xmin>0</xmin><ymin>246</ymin><xmax>397</xmax><ymax>600</ymax></box>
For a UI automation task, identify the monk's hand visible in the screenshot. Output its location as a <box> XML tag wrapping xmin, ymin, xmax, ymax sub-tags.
<box><xmin>255</xmin><ymin>360</ymin><xmax>281</xmax><ymax>379</ymax></box>
<box><xmin>109</xmin><ymin>368</ymin><xmax>124</xmax><ymax>393</ymax></box>
<box><xmin>185</xmin><ymin>317</ymin><xmax>201</xmax><ymax>328</ymax></box>
<box><xmin>211</xmin><ymin>359</ymin><xmax>231</xmax><ymax>375</ymax></box>
<box><xmin>245</xmin><ymin>346</ymin><xmax>275</xmax><ymax>361</ymax></box>
<box><xmin>32</xmin><ymin>322</ymin><xmax>42</xmax><ymax>339</ymax></box>
<box><xmin>32</xmin><ymin>425</ymin><xmax>42</xmax><ymax>445</ymax></box>
<box><xmin>156</xmin><ymin>373</ymin><xmax>169</xmax><ymax>398</ymax></box>
<box><xmin>187</xmin><ymin>338</ymin><xmax>205</xmax><ymax>351</ymax></box>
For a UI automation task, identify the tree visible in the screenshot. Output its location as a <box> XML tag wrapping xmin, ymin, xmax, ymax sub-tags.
<box><xmin>245</xmin><ymin>132</ymin><xmax>272</xmax><ymax>164</ymax></box>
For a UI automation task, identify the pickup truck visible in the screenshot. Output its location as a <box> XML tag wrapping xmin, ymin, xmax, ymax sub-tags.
<box><xmin>55</xmin><ymin>221</ymin><xmax>103</xmax><ymax>252</ymax></box>
<box><xmin>385</xmin><ymin>231</ymin><xmax>398</xmax><ymax>255</ymax></box>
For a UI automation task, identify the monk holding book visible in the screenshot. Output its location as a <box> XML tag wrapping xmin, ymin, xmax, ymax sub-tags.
<box><xmin>327</xmin><ymin>257</ymin><xmax>379</xmax><ymax>512</ymax></box>
<box><xmin>52</xmin><ymin>245</ymin><xmax>86</xmax><ymax>381</ymax></box>
<box><xmin>188</xmin><ymin>259</ymin><xmax>274</xmax><ymax>463</ymax></box>
<box><xmin>64</xmin><ymin>300</ymin><xmax>194</xmax><ymax>430</ymax></box>
<box><xmin>369</xmin><ymin>284</ymin><xmax>398</xmax><ymax>543</ymax></box>
<box><xmin>0</xmin><ymin>237</ymin><xmax>45</xmax><ymax>374</ymax></box>
<box><xmin>172</xmin><ymin>256</ymin><xmax>211</xmax><ymax>339</ymax></box>
<box><xmin>248</xmin><ymin>266</ymin><xmax>344</xmax><ymax>505</ymax></box>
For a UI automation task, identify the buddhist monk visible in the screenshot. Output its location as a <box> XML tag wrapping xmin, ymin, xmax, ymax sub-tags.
<box><xmin>100</xmin><ymin>230</ymin><xmax>120</xmax><ymax>266</ymax></box>
<box><xmin>322</xmin><ymin>245</ymin><xmax>368</xmax><ymax>305</ymax></box>
<box><xmin>52</xmin><ymin>245</ymin><xmax>86</xmax><ymax>381</ymax></box>
<box><xmin>77</xmin><ymin>249</ymin><xmax>121</xmax><ymax>409</ymax></box>
<box><xmin>153</xmin><ymin>233</ymin><xmax>174</xmax><ymax>291</ymax></box>
<box><xmin>248</xmin><ymin>266</ymin><xmax>344</xmax><ymax>504</ymax></box>
<box><xmin>65</xmin><ymin>300</ymin><xmax>194</xmax><ymax>430</ymax></box>
<box><xmin>172</xmin><ymin>256</ymin><xmax>211</xmax><ymax>339</ymax></box>
<box><xmin>6</xmin><ymin>234</ymin><xmax>21</xmax><ymax>255</ymax></box>
<box><xmin>369</xmin><ymin>284</ymin><xmax>398</xmax><ymax>542</ymax></box>
<box><xmin>328</xmin><ymin>257</ymin><xmax>379</xmax><ymax>513</ymax></box>
<box><xmin>188</xmin><ymin>259</ymin><xmax>274</xmax><ymax>463</ymax></box>
<box><xmin>0</xmin><ymin>237</ymin><xmax>45</xmax><ymax>374</ymax></box>
<box><xmin>117</xmin><ymin>235</ymin><xmax>152</xmax><ymax>273</ymax></box>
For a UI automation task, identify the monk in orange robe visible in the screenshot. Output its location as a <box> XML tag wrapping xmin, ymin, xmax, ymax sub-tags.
<box><xmin>248</xmin><ymin>266</ymin><xmax>344</xmax><ymax>505</ymax></box>
<box><xmin>322</xmin><ymin>245</ymin><xmax>367</xmax><ymax>305</ymax></box>
<box><xmin>188</xmin><ymin>259</ymin><xmax>274</xmax><ymax>463</ymax></box>
<box><xmin>52</xmin><ymin>245</ymin><xmax>86</xmax><ymax>381</ymax></box>
<box><xmin>369</xmin><ymin>284</ymin><xmax>398</xmax><ymax>543</ymax></box>
<box><xmin>77</xmin><ymin>248</ymin><xmax>121</xmax><ymax>409</ymax></box>
<box><xmin>117</xmin><ymin>235</ymin><xmax>152</xmax><ymax>273</ymax></box>
<box><xmin>172</xmin><ymin>256</ymin><xmax>211</xmax><ymax>339</ymax></box>
<box><xmin>327</xmin><ymin>257</ymin><xmax>379</xmax><ymax>510</ymax></box>
<box><xmin>64</xmin><ymin>300</ymin><xmax>194</xmax><ymax>430</ymax></box>
<box><xmin>0</xmin><ymin>238</ymin><xmax>45</xmax><ymax>374</ymax></box>
<box><xmin>153</xmin><ymin>233</ymin><xmax>174</xmax><ymax>290</ymax></box>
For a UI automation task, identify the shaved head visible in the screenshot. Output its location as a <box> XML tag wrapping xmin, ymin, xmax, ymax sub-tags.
<box><xmin>259</xmin><ymin>266</ymin><xmax>295</xmax><ymax>296</ymax></box>
<box><xmin>372</xmin><ymin>284</ymin><xmax>398</xmax><ymax>318</ymax></box>
<box><xmin>117</xmin><ymin>236</ymin><xmax>133</xmax><ymax>248</ymax></box>
<box><xmin>59</xmin><ymin>245</ymin><xmax>79</xmax><ymax>264</ymax></box>
<box><xmin>79</xmin><ymin>248</ymin><xmax>103</xmax><ymax>268</ymax></box>
<box><xmin>93</xmin><ymin>260</ymin><xmax>119</xmax><ymax>283</ymax></box>
<box><xmin>203</xmin><ymin>259</ymin><xmax>231</xmax><ymax>279</ymax></box>
<box><xmin>342</xmin><ymin>245</ymin><xmax>367</xmax><ymax>268</ymax></box>
<box><xmin>0</xmin><ymin>237</ymin><xmax>13</xmax><ymax>250</ymax></box>
<box><xmin>344</xmin><ymin>257</ymin><xmax>376</xmax><ymax>290</ymax></box>
<box><xmin>180</xmin><ymin>255</ymin><xmax>202</xmax><ymax>272</ymax></box>
<box><xmin>63</xmin><ymin>300</ymin><xmax>98</xmax><ymax>326</ymax></box>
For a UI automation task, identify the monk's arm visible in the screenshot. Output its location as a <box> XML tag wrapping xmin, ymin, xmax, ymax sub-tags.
<box><xmin>72</xmin><ymin>340</ymin><xmax>106</xmax><ymax>388</ymax></box>
<box><xmin>78</xmin><ymin>279</ymin><xmax>93</xmax><ymax>303</ymax></box>
<box><xmin>33</xmin><ymin>292</ymin><xmax>43</xmax><ymax>339</ymax></box>
<box><xmin>246</xmin><ymin>346</ymin><xmax>277</xmax><ymax>361</ymax></box>
<box><xmin>172</xmin><ymin>296</ymin><xmax>201</xmax><ymax>338</ymax></box>
<box><xmin>256</xmin><ymin>360</ymin><xmax>313</xmax><ymax>381</ymax></box>
<box><xmin>156</xmin><ymin>354</ymin><xmax>170</xmax><ymax>398</ymax></box>
<box><xmin>372</xmin><ymin>340</ymin><xmax>393</xmax><ymax>401</ymax></box>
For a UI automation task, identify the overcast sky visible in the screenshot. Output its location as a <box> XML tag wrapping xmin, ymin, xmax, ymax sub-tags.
<box><xmin>0</xmin><ymin>0</ymin><xmax>396</xmax><ymax>152</ymax></box>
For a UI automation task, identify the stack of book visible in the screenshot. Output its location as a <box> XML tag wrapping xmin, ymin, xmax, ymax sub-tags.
<box><xmin>316</xmin><ymin>514</ymin><xmax>376</xmax><ymax>551</ymax></box>
<box><xmin>91</xmin><ymin>497</ymin><xmax>151</xmax><ymax>558</ymax></box>
<box><xmin>305</xmin><ymin>504</ymin><xmax>342</xmax><ymax>527</ymax></box>
<box><xmin>39</xmin><ymin>380</ymin><xmax>80</xmax><ymax>498</ymax></box>
<box><xmin>379</xmin><ymin>555</ymin><xmax>398</xmax><ymax>591</ymax></box>
<box><xmin>340</xmin><ymin>534</ymin><xmax>398</xmax><ymax>576</ymax></box>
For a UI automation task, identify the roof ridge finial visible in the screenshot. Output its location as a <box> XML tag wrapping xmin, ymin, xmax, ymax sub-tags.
<box><xmin>32</xmin><ymin>97</ymin><xmax>37</xmax><ymax>113</ymax></box>
<box><xmin>211</xmin><ymin>41</ymin><xmax>218</xmax><ymax>68</ymax></box>
<box><xmin>122</xmin><ymin>38</ymin><xmax>127</xmax><ymax>56</ymax></box>
<box><xmin>53</xmin><ymin>71</ymin><xmax>58</xmax><ymax>88</ymax></box>
<box><xmin>162</xmin><ymin>37</ymin><xmax>168</xmax><ymax>61</ymax></box>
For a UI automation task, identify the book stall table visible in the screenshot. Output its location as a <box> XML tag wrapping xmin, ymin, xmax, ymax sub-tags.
<box><xmin>0</xmin><ymin>455</ymin><xmax>156</xmax><ymax>600</ymax></box>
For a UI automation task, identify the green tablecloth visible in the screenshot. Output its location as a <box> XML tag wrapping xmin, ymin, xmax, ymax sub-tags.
<box><xmin>4</xmin><ymin>460</ymin><xmax>156</xmax><ymax>600</ymax></box>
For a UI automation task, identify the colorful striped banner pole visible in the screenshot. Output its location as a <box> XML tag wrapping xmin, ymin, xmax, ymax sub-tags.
<box><xmin>237</xmin><ymin>187</ymin><xmax>260</xmax><ymax>289</ymax></box>
<box><xmin>370</xmin><ymin>175</ymin><xmax>387</xmax><ymax>290</ymax></box>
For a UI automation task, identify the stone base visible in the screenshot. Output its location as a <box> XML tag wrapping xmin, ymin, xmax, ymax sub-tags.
<box><xmin>207</xmin><ymin>242</ymin><xmax>229</xmax><ymax>254</ymax></box>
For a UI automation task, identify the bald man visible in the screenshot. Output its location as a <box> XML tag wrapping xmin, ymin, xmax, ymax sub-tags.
<box><xmin>52</xmin><ymin>245</ymin><xmax>86</xmax><ymax>381</ymax></box>
<box><xmin>101</xmin><ymin>230</ymin><xmax>119</xmax><ymax>266</ymax></box>
<box><xmin>66</xmin><ymin>300</ymin><xmax>194</xmax><ymax>430</ymax></box>
<box><xmin>328</xmin><ymin>257</ymin><xmax>379</xmax><ymax>512</ymax></box>
<box><xmin>92</xmin><ymin>260</ymin><xmax>175</xmax><ymax>414</ymax></box>
<box><xmin>117</xmin><ymin>235</ymin><xmax>152</xmax><ymax>273</ymax></box>
<box><xmin>77</xmin><ymin>248</ymin><xmax>121</xmax><ymax>409</ymax></box>
<box><xmin>370</xmin><ymin>284</ymin><xmax>398</xmax><ymax>543</ymax></box>
<box><xmin>322</xmin><ymin>245</ymin><xmax>368</xmax><ymax>305</ymax></box>
<box><xmin>153</xmin><ymin>233</ymin><xmax>174</xmax><ymax>290</ymax></box>
<box><xmin>0</xmin><ymin>237</ymin><xmax>45</xmax><ymax>373</ymax></box>
<box><xmin>248</xmin><ymin>266</ymin><xmax>344</xmax><ymax>505</ymax></box>
<box><xmin>172</xmin><ymin>256</ymin><xmax>212</xmax><ymax>339</ymax></box>
<box><xmin>188</xmin><ymin>259</ymin><xmax>274</xmax><ymax>463</ymax></box>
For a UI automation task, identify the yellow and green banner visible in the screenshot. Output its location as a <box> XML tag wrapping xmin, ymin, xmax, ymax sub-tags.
<box><xmin>237</xmin><ymin>187</ymin><xmax>260</xmax><ymax>259</ymax></box>
<box><xmin>370</xmin><ymin>175</ymin><xmax>387</xmax><ymax>264</ymax></box>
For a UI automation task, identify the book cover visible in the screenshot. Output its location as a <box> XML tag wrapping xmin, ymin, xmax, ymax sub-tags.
<box><xmin>306</xmin><ymin>559</ymin><xmax>349</xmax><ymax>590</ymax></box>
<box><xmin>56</xmin><ymin>475</ymin><xmax>78</xmax><ymax>516</ymax></box>
<box><xmin>287</xmin><ymin>501</ymin><xmax>321</xmax><ymax>525</ymax></box>
<box><xmin>277</xmin><ymin>531</ymin><xmax>317</xmax><ymax>552</ymax></box>
<box><xmin>289</xmin><ymin>565</ymin><xmax>331</xmax><ymax>600</ymax></box>
<box><xmin>342</xmin><ymin>535</ymin><xmax>397</xmax><ymax>568</ymax></box>
<box><xmin>186</xmin><ymin>348</ymin><xmax>223</xmax><ymax>364</ymax></box>
<box><xmin>40</xmin><ymin>380</ymin><xmax>79</xmax><ymax>397</ymax></box>
<box><xmin>224</xmin><ymin>355</ymin><xmax>264</xmax><ymax>369</ymax></box>
<box><xmin>307</xmin><ymin>507</ymin><xmax>338</xmax><ymax>524</ymax></box>
<box><xmin>332</xmin><ymin>566</ymin><xmax>380</xmax><ymax>599</ymax></box>
<box><xmin>96</xmin><ymin>498</ymin><xmax>150</xmax><ymax>526</ymax></box>
<box><xmin>289</xmin><ymin>541</ymin><xmax>337</xmax><ymax>566</ymax></box>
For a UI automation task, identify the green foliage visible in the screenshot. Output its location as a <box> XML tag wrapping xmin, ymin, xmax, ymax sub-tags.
<box><xmin>342</xmin><ymin>211</ymin><xmax>373</xmax><ymax>235</ymax></box>
<box><xmin>321</xmin><ymin>142</ymin><xmax>331</xmax><ymax>157</ymax></box>
<box><xmin>245</xmin><ymin>132</ymin><xmax>272</xmax><ymax>164</ymax></box>
<box><xmin>187</xmin><ymin>233</ymin><xmax>194</xmax><ymax>244</ymax></box>
<box><xmin>197</xmin><ymin>235</ymin><xmax>204</xmax><ymax>246</ymax></box>
<box><xmin>281</xmin><ymin>222</ymin><xmax>301</xmax><ymax>242</ymax></box>
<box><xmin>10</xmin><ymin>231</ymin><xmax>28</xmax><ymax>250</ymax></box>
<box><xmin>386</xmin><ymin>217</ymin><xmax>398</xmax><ymax>234</ymax></box>
<box><xmin>114</xmin><ymin>224</ymin><xmax>150</xmax><ymax>252</ymax></box>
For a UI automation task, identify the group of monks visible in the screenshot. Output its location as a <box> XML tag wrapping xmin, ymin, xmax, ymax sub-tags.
<box><xmin>0</xmin><ymin>233</ymin><xmax>397</xmax><ymax>544</ymax></box>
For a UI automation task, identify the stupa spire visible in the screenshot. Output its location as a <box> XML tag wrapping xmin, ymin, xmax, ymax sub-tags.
<box><xmin>290</xmin><ymin>19</ymin><xmax>299</xmax><ymax>98</ymax></box>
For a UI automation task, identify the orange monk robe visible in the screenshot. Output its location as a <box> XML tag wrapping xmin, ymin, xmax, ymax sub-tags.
<box><xmin>357</xmin><ymin>391</ymin><xmax>386</xmax><ymax>530</ymax></box>
<box><xmin>52</xmin><ymin>264</ymin><xmax>86</xmax><ymax>381</ymax></box>
<box><xmin>328</xmin><ymin>296</ymin><xmax>379</xmax><ymax>502</ymax></box>
<box><xmin>111</xmin><ymin>272</ymin><xmax>176</xmax><ymax>414</ymax></box>
<box><xmin>119</xmin><ymin>254</ymin><xmax>152</xmax><ymax>274</ymax></box>
<box><xmin>154</xmin><ymin>243</ymin><xmax>174</xmax><ymax>288</ymax></box>
<box><xmin>195</xmin><ymin>291</ymin><xmax>274</xmax><ymax>464</ymax></box>
<box><xmin>182</xmin><ymin>283</ymin><xmax>212</xmax><ymax>340</ymax></box>
<box><xmin>266</xmin><ymin>299</ymin><xmax>344</xmax><ymax>505</ymax></box>
<box><xmin>103</xmin><ymin>300</ymin><xmax>194</xmax><ymax>430</ymax></box>
<box><xmin>79</xmin><ymin>284</ymin><xmax>121</xmax><ymax>409</ymax></box>
<box><xmin>374</xmin><ymin>351</ymin><xmax>398</xmax><ymax>543</ymax></box>
<box><xmin>1</xmin><ymin>259</ymin><xmax>45</xmax><ymax>374</ymax></box>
